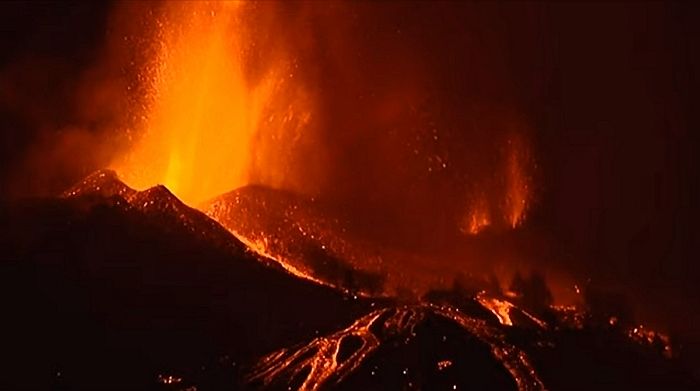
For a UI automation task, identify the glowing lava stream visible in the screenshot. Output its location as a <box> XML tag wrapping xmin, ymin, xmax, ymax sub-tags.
<box><xmin>62</xmin><ymin>170</ymin><xmax>342</xmax><ymax>296</ymax></box>
<box><xmin>476</xmin><ymin>292</ymin><xmax>547</xmax><ymax>329</ymax></box>
<box><xmin>432</xmin><ymin>305</ymin><xmax>546</xmax><ymax>391</ymax></box>
<box><xmin>248</xmin><ymin>304</ymin><xmax>545</xmax><ymax>391</ymax></box>
<box><xmin>229</xmin><ymin>229</ymin><xmax>362</xmax><ymax>297</ymax></box>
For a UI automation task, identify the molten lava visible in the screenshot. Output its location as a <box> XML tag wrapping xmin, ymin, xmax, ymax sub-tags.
<box><xmin>112</xmin><ymin>1</ymin><xmax>315</xmax><ymax>206</ymax></box>
<box><xmin>249</xmin><ymin>304</ymin><xmax>546</xmax><ymax>391</ymax></box>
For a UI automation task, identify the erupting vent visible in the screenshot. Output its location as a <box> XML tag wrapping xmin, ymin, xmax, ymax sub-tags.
<box><xmin>113</xmin><ymin>1</ymin><xmax>319</xmax><ymax>206</ymax></box>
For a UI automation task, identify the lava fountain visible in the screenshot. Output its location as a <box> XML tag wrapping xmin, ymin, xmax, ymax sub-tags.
<box><xmin>112</xmin><ymin>1</ymin><xmax>320</xmax><ymax>206</ymax></box>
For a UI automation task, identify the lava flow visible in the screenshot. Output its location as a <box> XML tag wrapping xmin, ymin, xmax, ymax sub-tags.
<box><xmin>248</xmin><ymin>304</ymin><xmax>545</xmax><ymax>391</ymax></box>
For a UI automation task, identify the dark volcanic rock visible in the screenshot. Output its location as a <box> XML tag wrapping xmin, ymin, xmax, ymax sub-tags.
<box><xmin>0</xmin><ymin>173</ymin><xmax>373</xmax><ymax>390</ymax></box>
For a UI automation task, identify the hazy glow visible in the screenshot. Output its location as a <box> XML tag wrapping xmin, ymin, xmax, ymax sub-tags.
<box><xmin>461</xmin><ymin>130</ymin><xmax>533</xmax><ymax>235</ymax></box>
<box><xmin>464</xmin><ymin>196</ymin><xmax>492</xmax><ymax>235</ymax></box>
<box><xmin>504</xmin><ymin>133</ymin><xmax>531</xmax><ymax>229</ymax></box>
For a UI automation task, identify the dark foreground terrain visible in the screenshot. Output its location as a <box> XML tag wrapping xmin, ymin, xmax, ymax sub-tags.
<box><xmin>0</xmin><ymin>171</ymin><xmax>696</xmax><ymax>390</ymax></box>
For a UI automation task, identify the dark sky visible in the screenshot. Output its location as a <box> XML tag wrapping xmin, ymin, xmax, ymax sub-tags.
<box><xmin>1</xmin><ymin>0</ymin><xmax>699</xmax><ymax>349</ymax></box>
<box><xmin>531</xmin><ymin>3</ymin><xmax>700</xmax><ymax>344</ymax></box>
<box><xmin>0</xmin><ymin>1</ymin><xmax>112</xmax><ymax>194</ymax></box>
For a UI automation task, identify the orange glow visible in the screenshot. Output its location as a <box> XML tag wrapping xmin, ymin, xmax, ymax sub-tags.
<box><xmin>235</xmin><ymin>228</ymin><xmax>346</xmax><ymax>295</ymax></box>
<box><xmin>112</xmin><ymin>2</ymin><xmax>313</xmax><ymax>205</ymax></box>
<box><xmin>504</xmin><ymin>133</ymin><xmax>531</xmax><ymax>229</ymax></box>
<box><xmin>462</xmin><ymin>195</ymin><xmax>491</xmax><ymax>235</ymax></box>
<box><xmin>477</xmin><ymin>294</ymin><xmax>515</xmax><ymax>326</ymax></box>
<box><xmin>461</xmin><ymin>130</ymin><xmax>533</xmax><ymax>235</ymax></box>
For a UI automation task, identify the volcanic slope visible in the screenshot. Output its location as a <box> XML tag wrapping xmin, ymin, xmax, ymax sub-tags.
<box><xmin>0</xmin><ymin>170</ymin><xmax>374</xmax><ymax>389</ymax></box>
<box><xmin>1</xmin><ymin>170</ymin><xmax>696</xmax><ymax>390</ymax></box>
<box><xmin>203</xmin><ymin>185</ymin><xmax>468</xmax><ymax>297</ymax></box>
<box><xmin>203</xmin><ymin>182</ymin><xmax>698</xmax><ymax>391</ymax></box>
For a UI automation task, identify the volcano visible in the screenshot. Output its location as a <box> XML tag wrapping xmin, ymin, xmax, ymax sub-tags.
<box><xmin>2</xmin><ymin>2</ymin><xmax>700</xmax><ymax>389</ymax></box>
<box><xmin>0</xmin><ymin>171</ymin><xmax>696</xmax><ymax>390</ymax></box>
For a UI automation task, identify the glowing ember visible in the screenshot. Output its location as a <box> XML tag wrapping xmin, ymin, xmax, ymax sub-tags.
<box><xmin>627</xmin><ymin>325</ymin><xmax>673</xmax><ymax>358</ymax></box>
<box><xmin>157</xmin><ymin>374</ymin><xmax>182</xmax><ymax>385</ymax></box>
<box><xmin>550</xmin><ymin>304</ymin><xmax>587</xmax><ymax>330</ymax></box>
